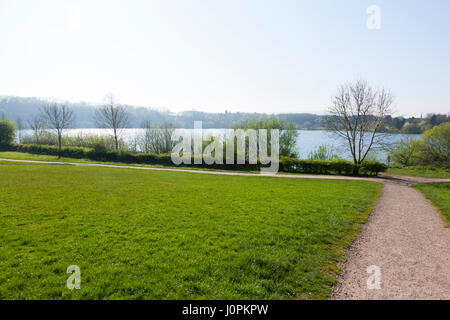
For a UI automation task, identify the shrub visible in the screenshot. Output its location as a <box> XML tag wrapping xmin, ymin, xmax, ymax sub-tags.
<box><xmin>234</xmin><ymin>118</ymin><xmax>299</xmax><ymax>158</ymax></box>
<box><xmin>137</xmin><ymin>123</ymin><xmax>177</xmax><ymax>154</ymax></box>
<box><xmin>308</xmin><ymin>144</ymin><xmax>339</xmax><ymax>161</ymax></box>
<box><xmin>418</xmin><ymin>123</ymin><xmax>449</xmax><ymax>166</ymax></box>
<box><xmin>389</xmin><ymin>137</ymin><xmax>420</xmax><ymax>166</ymax></box>
<box><xmin>389</xmin><ymin>123</ymin><xmax>449</xmax><ymax>167</ymax></box>
<box><xmin>359</xmin><ymin>161</ymin><xmax>388</xmax><ymax>176</ymax></box>
<box><xmin>0</xmin><ymin>120</ymin><xmax>16</xmax><ymax>146</ymax></box>
<box><xmin>279</xmin><ymin>157</ymin><xmax>355</xmax><ymax>175</ymax></box>
<box><xmin>21</xmin><ymin>131</ymin><xmax>128</xmax><ymax>152</ymax></box>
<box><xmin>328</xmin><ymin>159</ymin><xmax>354</xmax><ymax>175</ymax></box>
<box><xmin>8</xmin><ymin>143</ymin><xmax>387</xmax><ymax>176</ymax></box>
<box><xmin>13</xmin><ymin>144</ymin><xmax>89</xmax><ymax>159</ymax></box>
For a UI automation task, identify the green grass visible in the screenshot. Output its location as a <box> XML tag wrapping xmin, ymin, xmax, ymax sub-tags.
<box><xmin>0</xmin><ymin>151</ymin><xmax>352</xmax><ymax>176</ymax></box>
<box><xmin>0</xmin><ymin>151</ymin><xmax>262</xmax><ymax>174</ymax></box>
<box><xmin>388</xmin><ymin>166</ymin><xmax>450</xmax><ymax>178</ymax></box>
<box><xmin>0</xmin><ymin>163</ymin><xmax>381</xmax><ymax>300</ymax></box>
<box><xmin>414</xmin><ymin>183</ymin><xmax>450</xmax><ymax>226</ymax></box>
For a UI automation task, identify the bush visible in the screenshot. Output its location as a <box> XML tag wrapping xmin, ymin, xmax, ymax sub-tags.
<box><xmin>7</xmin><ymin>143</ymin><xmax>387</xmax><ymax>176</ymax></box>
<box><xmin>279</xmin><ymin>157</ymin><xmax>356</xmax><ymax>175</ymax></box>
<box><xmin>389</xmin><ymin>137</ymin><xmax>420</xmax><ymax>166</ymax></box>
<box><xmin>328</xmin><ymin>159</ymin><xmax>354</xmax><ymax>175</ymax></box>
<box><xmin>418</xmin><ymin>123</ymin><xmax>449</xmax><ymax>166</ymax></box>
<box><xmin>234</xmin><ymin>118</ymin><xmax>299</xmax><ymax>158</ymax></box>
<box><xmin>308</xmin><ymin>144</ymin><xmax>339</xmax><ymax>161</ymax></box>
<box><xmin>389</xmin><ymin>123</ymin><xmax>449</xmax><ymax>167</ymax></box>
<box><xmin>13</xmin><ymin>144</ymin><xmax>89</xmax><ymax>159</ymax></box>
<box><xmin>359</xmin><ymin>161</ymin><xmax>388</xmax><ymax>176</ymax></box>
<box><xmin>22</xmin><ymin>132</ymin><xmax>128</xmax><ymax>152</ymax></box>
<box><xmin>0</xmin><ymin>120</ymin><xmax>16</xmax><ymax>146</ymax></box>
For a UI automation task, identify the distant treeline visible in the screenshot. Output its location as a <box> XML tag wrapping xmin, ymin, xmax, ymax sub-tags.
<box><xmin>0</xmin><ymin>95</ymin><xmax>448</xmax><ymax>133</ymax></box>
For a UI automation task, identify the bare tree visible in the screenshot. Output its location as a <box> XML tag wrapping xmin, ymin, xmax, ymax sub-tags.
<box><xmin>94</xmin><ymin>94</ymin><xmax>131</xmax><ymax>151</ymax></box>
<box><xmin>28</xmin><ymin>116</ymin><xmax>45</xmax><ymax>143</ymax></box>
<box><xmin>16</xmin><ymin>117</ymin><xmax>24</xmax><ymax>143</ymax></box>
<box><xmin>40</xmin><ymin>103</ymin><xmax>75</xmax><ymax>157</ymax></box>
<box><xmin>327</xmin><ymin>80</ymin><xmax>394</xmax><ymax>174</ymax></box>
<box><xmin>138</xmin><ymin>121</ymin><xmax>177</xmax><ymax>154</ymax></box>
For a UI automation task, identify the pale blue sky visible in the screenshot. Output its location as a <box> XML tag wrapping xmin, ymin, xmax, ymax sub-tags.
<box><xmin>0</xmin><ymin>0</ymin><xmax>449</xmax><ymax>116</ymax></box>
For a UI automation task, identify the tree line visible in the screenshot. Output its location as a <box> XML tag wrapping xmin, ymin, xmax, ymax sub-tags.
<box><xmin>1</xmin><ymin>80</ymin><xmax>448</xmax><ymax>170</ymax></box>
<box><xmin>1</xmin><ymin>95</ymin><xmax>447</xmax><ymax>133</ymax></box>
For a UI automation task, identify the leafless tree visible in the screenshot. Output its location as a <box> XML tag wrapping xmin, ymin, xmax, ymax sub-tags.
<box><xmin>138</xmin><ymin>121</ymin><xmax>177</xmax><ymax>154</ymax></box>
<box><xmin>28</xmin><ymin>116</ymin><xmax>45</xmax><ymax>143</ymax></box>
<box><xmin>94</xmin><ymin>94</ymin><xmax>131</xmax><ymax>151</ymax></box>
<box><xmin>40</xmin><ymin>103</ymin><xmax>75</xmax><ymax>157</ymax></box>
<box><xmin>327</xmin><ymin>80</ymin><xmax>394</xmax><ymax>174</ymax></box>
<box><xmin>16</xmin><ymin>117</ymin><xmax>24</xmax><ymax>143</ymax></box>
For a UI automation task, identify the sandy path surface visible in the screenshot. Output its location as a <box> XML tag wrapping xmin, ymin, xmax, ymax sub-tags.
<box><xmin>1</xmin><ymin>158</ymin><xmax>450</xmax><ymax>299</ymax></box>
<box><xmin>331</xmin><ymin>175</ymin><xmax>450</xmax><ymax>300</ymax></box>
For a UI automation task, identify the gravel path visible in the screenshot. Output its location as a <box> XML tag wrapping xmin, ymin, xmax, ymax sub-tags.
<box><xmin>1</xmin><ymin>158</ymin><xmax>449</xmax><ymax>299</ymax></box>
<box><xmin>331</xmin><ymin>174</ymin><xmax>450</xmax><ymax>300</ymax></box>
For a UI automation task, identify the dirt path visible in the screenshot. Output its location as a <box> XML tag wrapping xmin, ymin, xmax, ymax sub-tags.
<box><xmin>331</xmin><ymin>174</ymin><xmax>450</xmax><ymax>300</ymax></box>
<box><xmin>1</xmin><ymin>158</ymin><xmax>450</xmax><ymax>299</ymax></box>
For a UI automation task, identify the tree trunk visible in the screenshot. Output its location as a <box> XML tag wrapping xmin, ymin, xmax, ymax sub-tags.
<box><xmin>114</xmin><ymin>128</ymin><xmax>119</xmax><ymax>151</ymax></box>
<box><xmin>352</xmin><ymin>160</ymin><xmax>359</xmax><ymax>176</ymax></box>
<box><xmin>58</xmin><ymin>134</ymin><xmax>62</xmax><ymax>158</ymax></box>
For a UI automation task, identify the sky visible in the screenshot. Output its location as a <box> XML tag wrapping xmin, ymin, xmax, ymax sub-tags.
<box><xmin>0</xmin><ymin>0</ymin><xmax>449</xmax><ymax>116</ymax></box>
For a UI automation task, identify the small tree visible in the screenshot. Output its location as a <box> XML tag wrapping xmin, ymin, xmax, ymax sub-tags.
<box><xmin>94</xmin><ymin>95</ymin><xmax>131</xmax><ymax>151</ymax></box>
<box><xmin>16</xmin><ymin>117</ymin><xmax>24</xmax><ymax>143</ymax></box>
<box><xmin>327</xmin><ymin>80</ymin><xmax>394</xmax><ymax>174</ymax></box>
<box><xmin>0</xmin><ymin>119</ymin><xmax>16</xmax><ymax>146</ymax></box>
<box><xmin>234</xmin><ymin>118</ymin><xmax>299</xmax><ymax>158</ymax></box>
<box><xmin>27</xmin><ymin>116</ymin><xmax>45</xmax><ymax>144</ymax></box>
<box><xmin>389</xmin><ymin>137</ymin><xmax>420</xmax><ymax>166</ymax></box>
<box><xmin>418</xmin><ymin>123</ymin><xmax>450</xmax><ymax>166</ymax></box>
<box><xmin>40</xmin><ymin>103</ymin><xmax>75</xmax><ymax>157</ymax></box>
<box><xmin>308</xmin><ymin>144</ymin><xmax>339</xmax><ymax>161</ymax></box>
<box><xmin>138</xmin><ymin>121</ymin><xmax>177</xmax><ymax>154</ymax></box>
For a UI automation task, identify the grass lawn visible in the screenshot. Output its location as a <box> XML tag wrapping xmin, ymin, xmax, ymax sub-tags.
<box><xmin>388</xmin><ymin>166</ymin><xmax>450</xmax><ymax>179</ymax></box>
<box><xmin>0</xmin><ymin>151</ymin><xmax>262</xmax><ymax>174</ymax></box>
<box><xmin>0</xmin><ymin>163</ymin><xmax>381</xmax><ymax>300</ymax></box>
<box><xmin>414</xmin><ymin>183</ymin><xmax>450</xmax><ymax>226</ymax></box>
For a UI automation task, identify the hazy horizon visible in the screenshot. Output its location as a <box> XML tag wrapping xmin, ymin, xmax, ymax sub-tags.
<box><xmin>1</xmin><ymin>0</ymin><xmax>449</xmax><ymax>117</ymax></box>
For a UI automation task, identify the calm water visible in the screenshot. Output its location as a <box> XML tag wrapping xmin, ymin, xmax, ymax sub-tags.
<box><xmin>19</xmin><ymin>128</ymin><xmax>420</xmax><ymax>162</ymax></box>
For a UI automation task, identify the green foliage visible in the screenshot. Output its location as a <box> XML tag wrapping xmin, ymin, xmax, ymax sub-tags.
<box><xmin>389</xmin><ymin>137</ymin><xmax>420</xmax><ymax>166</ymax></box>
<box><xmin>279</xmin><ymin>158</ymin><xmax>371</xmax><ymax>176</ymax></box>
<box><xmin>388</xmin><ymin>166</ymin><xmax>450</xmax><ymax>179</ymax></box>
<box><xmin>235</xmin><ymin>118</ymin><xmax>299</xmax><ymax>158</ymax></box>
<box><xmin>389</xmin><ymin>123</ymin><xmax>450</xmax><ymax>167</ymax></box>
<box><xmin>0</xmin><ymin>120</ymin><xmax>16</xmax><ymax>146</ymax></box>
<box><xmin>0</xmin><ymin>163</ymin><xmax>381</xmax><ymax>299</ymax></box>
<box><xmin>22</xmin><ymin>132</ymin><xmax>128</xmax><ymax>152</ymax></box>
<box><xmin>419</xmin><ymin>123</ymin><xmax>450</xmax><ymax>166</ymax></box>
<box><xmin>14</xmin><ymin>144</ymin><xmax>88</xmax><ymax>159</ymax></box>
<box><xmin>137</xmin><ymin>123</ymin><xmax>177</xmax><ymax>154</ymax></box>
<box><xmin>7</xmin><ymin>143</ymin><xmax>387</xmax><ymax>176</ymax></box>
<box><xmin>359</xmin><ymin>161</ymin><xmax>388</xmax><ymax>176</ymax></box>
<box><xmin>308</xmin><ymin>144</ymin><xmax>339</xmax><ymax>161</ymax></box>
<box><xmin>328</xmin><ymin>160</ymin><xmax>355</xmax><ymax>175</ymax></box>
<box><xmin>382</xmin><ymin>114</ymin><xmax>449</xmax><ymax>134</ymax></box>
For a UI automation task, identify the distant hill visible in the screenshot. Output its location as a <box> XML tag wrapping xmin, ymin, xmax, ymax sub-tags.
<box><xmin>0</xmin><ymin>96</ymin><xmax>326</xmax><ymax>129</ymax></box>
<box><xmin>0</xmin><ymin>95</ymin><xmax>447</xmax><ymax>133</ymax></box>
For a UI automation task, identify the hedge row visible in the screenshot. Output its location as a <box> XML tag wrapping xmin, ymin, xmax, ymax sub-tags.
<box><xmin>3</xmin><ymin>143</ymin><xmax>387</xmax><ymax>176</ymax></box>
<box><xmin>279</xmin><ymin>157</ymin><xmax>387</xmax><ymax>176</ymax></box>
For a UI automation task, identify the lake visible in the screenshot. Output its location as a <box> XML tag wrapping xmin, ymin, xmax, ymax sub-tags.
<box><xmin>18</xmin><ymin>128</ymin><xmax>420</xmax><ymax>163</ymax></box>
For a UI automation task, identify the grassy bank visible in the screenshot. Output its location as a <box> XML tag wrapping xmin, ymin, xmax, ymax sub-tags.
<box><xmin>0</xmin><ymin>163</ymin><xmax>381</xmax><ymax>299</ymax></box>
<box><xmin>388</xmin><ymin>166</ymin><xmax>450</xmax><ymax>179</ymax></box>
<box><xmin>414</xmin><ymin>183</ymin><xmax>450</xmax><ymax>226</ymax></box>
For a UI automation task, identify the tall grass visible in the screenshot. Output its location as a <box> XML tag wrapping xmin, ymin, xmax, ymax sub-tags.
<box><xmin>21</xmin><ymin>132</ymin><xmax>129</xmax><ymax>151</ymax></box>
